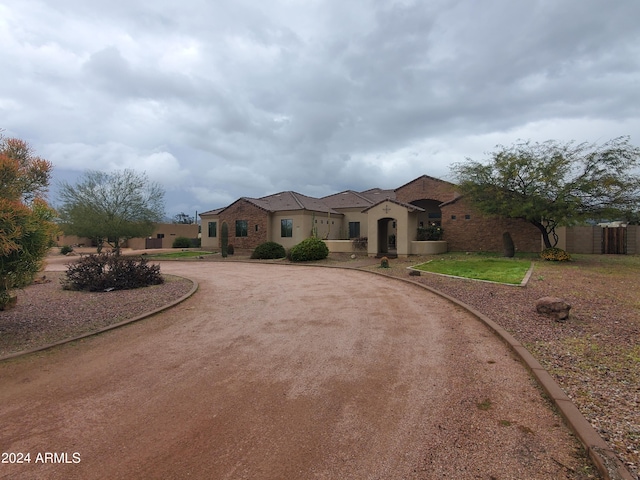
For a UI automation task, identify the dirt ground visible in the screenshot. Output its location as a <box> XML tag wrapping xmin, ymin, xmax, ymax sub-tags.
<box><xmin>0</xmin><ymin>260</ymin><xmax>597</xmax><ymax>479</ymax></box>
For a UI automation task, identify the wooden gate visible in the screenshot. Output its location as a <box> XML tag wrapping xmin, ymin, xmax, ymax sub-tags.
<box><xmin>145</xmin><ymin>237</ymin><xmax>163</xmax><ymax>249</ymax></box>
<box><xmin>601</xmin><ymin>227</ymin><xmax>627</xmax><ymax>254</ymax></box>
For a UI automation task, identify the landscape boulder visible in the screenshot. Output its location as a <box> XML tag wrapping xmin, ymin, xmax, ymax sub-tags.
<box><xmin>536</xmin><ymin>296</ymin><xmax>571</xmax><ymax>321</ymax></box>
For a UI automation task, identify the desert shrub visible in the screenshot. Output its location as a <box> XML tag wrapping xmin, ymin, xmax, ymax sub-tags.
<box><xmin>289</xmin><ymin>237</ymin><xmax>329</xmax><ymax>262</ymax></box>
<box><xmin>60</xmin><ymin>245</ymin><xmax>74</xmax><ymax>255</ymax></box>
<box><xmin>540</xmin><ymin>247</ymin><xmax>571</xmax><ymax>262</ymax></box>
<box><xmin>63</xmin><ymin>253</ymin><xmax>163</xmax><ymax>291</ymax></box>
<box><xmin>380</xmin><ymin>256</ymin><xmax>390</xmax><ymax>268</ymax></box>
<box><xmin>227</xmin><ymin>244</ymin><xmax>235</xmax><ymax>255</ymax></box>
<box><xmin>251</xmin><ymin>241</ymin><xmax>286</xmax><ymax>259</ymax></box>
<box><xmin>172</xmin><ymin>236</ymin><xmax>192</xmax><ymax>248</ymax></box>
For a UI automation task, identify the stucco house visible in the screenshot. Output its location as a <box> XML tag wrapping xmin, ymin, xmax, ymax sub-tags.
<box><xmin>56</xmin><ymin>223</ymin><xmax>199</xmax><ymax>250</ymax></box>
<box><xmin>199</xmin><ymin>174</ymin><xmax>541</xmax><ymax>257</ymax></box>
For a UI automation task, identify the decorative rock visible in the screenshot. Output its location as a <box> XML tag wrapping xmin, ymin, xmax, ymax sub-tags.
<box><xmin>350</xmin><ymin>254</ymin><xmax>356</xmax><ymax>259</ymax></box>
<box><xmin>536</xmin><ymin>296</ymin><xmax>571</xmax><ymax>321</ymax></box>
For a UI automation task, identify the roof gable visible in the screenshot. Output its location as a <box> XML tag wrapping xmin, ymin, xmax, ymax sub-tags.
<box><xmin>394</xmin><ymin>174</ymin><xmax>455</xmax><ymax>193</ymax></box>
<box><xmin>361</xmin><ymin>197</ymin><xmax>425</xmax><ymax>213</ymax></box>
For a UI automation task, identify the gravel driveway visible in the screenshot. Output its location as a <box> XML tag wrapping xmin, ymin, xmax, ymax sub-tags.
<box><xmin>0</xmin><ymin>262</ymin><xmax>596</xmax><ymax>479</ymax></box>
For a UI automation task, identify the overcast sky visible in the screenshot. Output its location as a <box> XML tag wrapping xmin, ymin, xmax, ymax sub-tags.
<box><xmin>2</xmin><ymin>0</ymin><xmax>639</xmax><ymax>218</ymax></box>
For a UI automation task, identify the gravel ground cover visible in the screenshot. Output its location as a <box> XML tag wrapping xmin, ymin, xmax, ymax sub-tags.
<box><xmin>0</xmin><ymin>249</ymin><xmax>637</xmax><ymax>477</ymax></box>
<box><xmin>358</xmin><ymin>253</ymin><xmax>640</xmax><ymax>478</ymax></box>
<box><xmin>1</xmin><ymin>260</ymin><xmax>601</xmax><ymax>479</ymax></box>
<box><xmin>0</xmin><ymin>271</ymin><xmax>194</xmax><ymax>357</ymax></box>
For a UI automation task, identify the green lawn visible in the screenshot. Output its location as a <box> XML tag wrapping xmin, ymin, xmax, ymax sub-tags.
<box><xmin>412</xmin><ymin>255</ymin><xmax>533</xmax><ymax>285</ymax></box>
<box><xmin>144</xmin><ymin>251</ymin><xmax>215</xmax><ymax>259</ymax></box>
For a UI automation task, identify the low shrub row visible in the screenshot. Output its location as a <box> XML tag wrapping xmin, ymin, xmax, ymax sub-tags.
<box><xmin>248</xmin><ymin>237</ymin><xmax>329</xmax><ymax>262</ymax></box>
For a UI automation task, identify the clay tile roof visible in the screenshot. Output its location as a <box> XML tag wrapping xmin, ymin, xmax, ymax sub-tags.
<box><xmin>321</xmin><ymin>190</ymin><xmax>375</xmax><ymax>208</ymax></box>
<box><xmin>199</xmin><ymin>207</ymin><xmax>225</xmax><ymax>216</ymax></box>
<box><xmin>358</xmin><ymin>188</ymin><xmax>397</xmax><ymax>202</ymax></box>
<box><xmin>253</xmin><ymin>191</ymin><xmax>341</xmax><ymax>214</ymax></box>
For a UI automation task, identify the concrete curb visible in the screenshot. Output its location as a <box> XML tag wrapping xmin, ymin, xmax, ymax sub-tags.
<box><xmin>360</xmin><ymin>268</ymin><xmax>634</xmax><ymax>480</ymax></box>
<box><xmin>0</xmin><ymin>277</ymin><xmax>199</xmax><ymax>363</ymax></box>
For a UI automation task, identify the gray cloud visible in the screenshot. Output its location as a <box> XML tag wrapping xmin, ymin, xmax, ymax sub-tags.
<box><xmin>1</xmin><ymin>0</ymin><xmax>639</xmax><ymax>216</ymax></box>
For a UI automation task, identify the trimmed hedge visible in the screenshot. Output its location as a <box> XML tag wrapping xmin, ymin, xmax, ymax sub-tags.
<box><xmin>172</xmin><ymin>236</ymin><xmax>192</xmax><ymax>248</ymax></box>
<box><xmin>251</xmin><ymin>241</ymin><xmax>286</xmax><ymax>259</ymax></box>
<box><xmin>289</xmin><ymin>237</ymin><xmax>329</xmax><ymax>262</ymax></box>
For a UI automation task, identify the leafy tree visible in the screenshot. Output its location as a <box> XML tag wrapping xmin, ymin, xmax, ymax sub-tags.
<box><xmin>452</xmin><ymin>136</ymin><xmax>640</xmax><ymax>248</ymax></box>
<box><xmin>1</xmin><ymin>135</ymin><xmax>57</xmax><ymax>307</ymax></box>
<box><xmin>172</xmin><ymin>212</ymin><xmax>194</xmax><ymax>224</ymax></box>
<box><xmin>58</xmin><ymin>170</ymin><xmax>165</xmax><ymax>254</ymax></box>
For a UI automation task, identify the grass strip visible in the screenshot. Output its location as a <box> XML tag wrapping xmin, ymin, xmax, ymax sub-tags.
<box><xmin>412</xmin><ymin>257</ymin><xmax>531</xmax><ymax>284</ymax></box>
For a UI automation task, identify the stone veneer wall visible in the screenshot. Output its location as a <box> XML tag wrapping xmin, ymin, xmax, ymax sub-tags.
<box><xmin>218</xmin><ymin>200</ymin><xmax>269</xmax><ymax>250</ymax></box>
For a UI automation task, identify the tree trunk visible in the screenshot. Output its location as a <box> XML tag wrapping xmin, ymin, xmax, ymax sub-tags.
<box><xmin>531</xmin><ymin>221</ymin><xmax>553</xmax><ymax>249</ymax></box>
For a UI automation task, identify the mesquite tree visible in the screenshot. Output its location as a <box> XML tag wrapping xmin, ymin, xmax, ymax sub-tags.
<box><xmin>58</xmin><ymin>170</ymin><xmax>165</xmax><ymax>254</ymax></box>
<box><xmin>452</xmin><ymin>136</ymin><xmax>640</xmax><ymax>248</ymax></box>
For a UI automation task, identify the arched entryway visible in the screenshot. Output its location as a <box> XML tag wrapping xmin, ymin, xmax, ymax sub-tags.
<box><xmin>376</xmin><ymin>217</ymin><xmax>397</xmax><ymax>257</ymax></box>
<box><xmin>365</xmin><ymin>199</ymin><xmax>422</xmax><ymax>257</ymax></box>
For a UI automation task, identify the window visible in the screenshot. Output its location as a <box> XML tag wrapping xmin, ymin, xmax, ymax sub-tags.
<box><xmin>157</xmin><ymin>233</ymin><xmax>165</xmax><ymax>239</ymax></box>
<box><xmin>208</xmin><ymin>221</ymin><xmax>217</xmax><ymax>237</ymax></box>
<box><xmin>281</xmin><ymin>219</ymin><xmax>293</xmax><ymax>237</ymax></box>
<box><xmin>235</xmin><ymin>220</ymin><xmax>248</xmax><ymax>237</ymax></box>
<box><xmin>465</xmin><ymin>214</ymin><xmax>471</xmax><ymax>220</ymax></box>
<box><xmin>451</xmin><ymin>215</ymin><xmax>457</xmax><ymax>220</ymax></box>
<box><xmin>348</xmin><ymin>222</ymin><xmax>360</xmax><ymax>238</ymax></box>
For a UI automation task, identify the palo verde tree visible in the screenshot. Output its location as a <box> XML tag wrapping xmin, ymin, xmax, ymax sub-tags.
<box><xmin>58</xmin><ymin>169</ymin><xmax>165</xmax><ymax>253</ymax></box>
<box><xmin>451</xmin><ymin>136</ymin><xmax>640</xmax><ymax>249</ymax></box>
<box><xmin>1</xmin><ymin>134</ymin><xmax>57</xmax><ymax>307</ymax></box>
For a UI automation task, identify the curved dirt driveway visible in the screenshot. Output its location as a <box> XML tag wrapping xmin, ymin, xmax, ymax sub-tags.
<box><xmin>0</xmin><ymin>262</ymin><xmax>591</xmax><ymax>479</ymax></box>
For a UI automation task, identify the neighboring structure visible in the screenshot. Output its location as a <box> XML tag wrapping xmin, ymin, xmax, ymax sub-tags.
<box><xmin>200</xmin><ymin>175</ymin><xmax>541</xmax><ymax>257</ymax></box>
<box><xmin>554</xmin><ymin>224</ymin><xmax>640</xmax><ymax>255</ymax></box>
<box><xmin>55</xmin><ymin>223</ymin><xmax>199</xmax><ymax>250</ymax></box>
